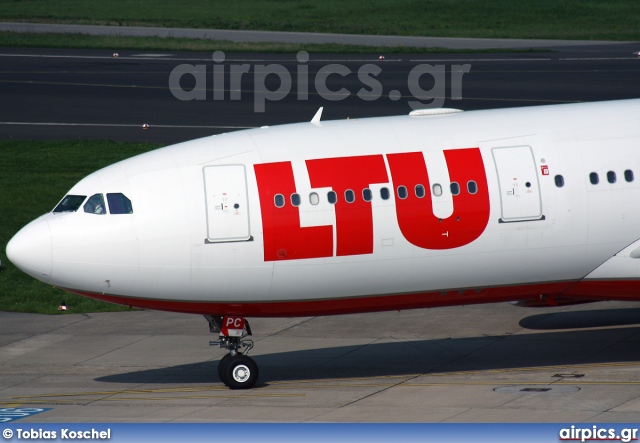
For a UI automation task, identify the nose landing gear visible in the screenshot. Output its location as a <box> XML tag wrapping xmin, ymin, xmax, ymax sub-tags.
<box><xmin>205</xmin><ymin>315</ymin><xmax>259</xmax><ymax>389</ymax></box>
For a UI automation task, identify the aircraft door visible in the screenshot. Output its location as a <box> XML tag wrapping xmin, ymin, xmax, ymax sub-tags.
<box><xmin>203</xmin><ymin>165</ymin><xmax>251</xmax><ymax>242</ymax></box>
<box><xmin>492</xmin><ymin>146</ymin><xmax>544</xmax><ymax>223</ymax></box>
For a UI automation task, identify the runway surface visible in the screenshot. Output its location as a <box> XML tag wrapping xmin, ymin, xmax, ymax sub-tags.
<box><xmin>1</xmin><ymin>43</ymin><xmax>640</xmax><ymax>144</ymax></box>
<box><xmin>1</xmin><ymin>302</ymin><xmax>640</xmax><ymax>422</ymax></box>
<box><xmin>2</xmin><ymin>43</ymin><xmax>640</xmax><ymax>423</ymax></box>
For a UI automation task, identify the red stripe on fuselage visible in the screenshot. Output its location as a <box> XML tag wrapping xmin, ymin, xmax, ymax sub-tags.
<box><xmin>565</xmin><ymin>279</ymin><xmax>640</xmax><ymax>298</ymax></box>
<box><xmin>59</xmin><ymin>280</ymin><xmax>618</xmax><ymax>317</ymax></box>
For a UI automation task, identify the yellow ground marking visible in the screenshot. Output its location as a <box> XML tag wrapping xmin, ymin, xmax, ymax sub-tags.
<box><xmin>4</xmin><ymin>393</ymin><xmax>305</xmax><ymax>405</ymax></box>
<box><xmin>3</xmin><ymin>361</ymin><xmax>639</xmax><ymax>404</ymax></box>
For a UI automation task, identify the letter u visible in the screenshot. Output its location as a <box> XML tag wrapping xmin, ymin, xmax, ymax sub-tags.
<box><xmin>386</xmin><ymin>148</ymin><xmax>490</xmax><ymax>249</ymax></box>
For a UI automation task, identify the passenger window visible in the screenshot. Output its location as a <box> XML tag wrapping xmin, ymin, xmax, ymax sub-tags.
<box><xmin>432</xmin><ymin>184</ymin><xmax>442</xmax><ymax>197</ymax></box>
<box><xmin>83</xmin><ymin>194</ymin><xmax>106</xmax><ymax>215</ymax></box>
<box><xmin>274</xmin><ymin>194</ymin><xmax>285</xmax><ymax>208</ymax></box>
<box><xmin>345</xmin><ymin>189</ymin><xmax>355</xmax><ymax>203</ymax></box>
<box><xmin>625</xmin><ymin>170</ymin><xmax>634</xmax><ymax>182</ymax></box>
<box><xmin>291</xmin><ymin>193</ymin><xmax>301</xmax><ymax>206</ymax></box>
<box><xmin>589</xmin><ymin>172</ymin><xmax>599</xmax><ymax>185</ymax></box>
<box><xmin>467</xmin><ymin>181</ymin><xmax>478</xmax><ymax>194</ymax></box>
<box><xmin>53</xmin><ymin>195</ymin><xmax>86</xmax><ymax>213</ymax></box>
<box><xmin>327</xmin><ymin>191</ymin><xmax>337</xmax><ymax>204</ymax></box>
<box><xmin>415</xmin><ymin>184</ymin><xmax>425</xmax><ymax>198</ymax></box>
<box><xmin>107</xmin><ymin>193</ymin><xmax>133</xmax><ymax>214</ymax></box>
<box><xmin>397</xmin><ymin>186</ymin><xmax>408</xmax><ymax>199</ymax></box>
<box><xmin>380</xmin><ymin>187</ymin><xmax>390</xmax><ymax>200</ymax></box>
<box><xmin>450</xmin><ymin>182</ymin><xmax>460</xmax><ymax>196</ymax></box>
<box><xmin>555</xmin><ymin>175</ymin><xmax>565</xmax><ymax>187</ymax></box>
<box><xmin>309</xmin><ymin>192</ymin><xmax>320</xmax><ymax>205</ymax></box>
<box><xmin>607</xmin><ymin>171</ymin><xmax>616</xmax><ymax>184</ymax></box>
<box><xmin>362</xmin><ymin>188</ymin><xmax>372</xmax><ymax>202</ymax></box>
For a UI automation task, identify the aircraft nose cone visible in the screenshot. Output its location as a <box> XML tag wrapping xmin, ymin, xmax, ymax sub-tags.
<box><xmin>6</xmin><ymin>216</ymin><xmax>52</xmax><ymax>281</ymax></box>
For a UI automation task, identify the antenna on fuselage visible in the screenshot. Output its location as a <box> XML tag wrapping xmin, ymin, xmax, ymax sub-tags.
<box><xmin>311</xmin><ymin>107</ymin><xmax>323</xmax><ymax>126</ymax></box>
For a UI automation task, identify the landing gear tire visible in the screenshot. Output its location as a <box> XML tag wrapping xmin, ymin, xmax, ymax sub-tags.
<box><xmin>223</xmin><ymin>354</ymin><xmax>259</xmax><ymax>389</ymax></box>
<box><xmin>217</xmin><ymin>353</ymin><xmax>233</xmax><ymax>385</ymax></box>
<box><xmin>206</xmin><ymin>315</ymin><xmax>258</xmax><ymax>389</ymax></box>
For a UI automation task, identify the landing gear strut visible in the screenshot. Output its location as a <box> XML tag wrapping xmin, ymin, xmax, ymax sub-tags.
<box><xmin>205</xmin><ymin>315</ymin><xmax>259</xmax><ymax>389</ymax></box>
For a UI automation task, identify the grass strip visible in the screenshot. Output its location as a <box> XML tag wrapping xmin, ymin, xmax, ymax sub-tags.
<box><xmin>0</xmin><ymin>140</ymin><xmax>160</xmax><ymax>314</ymax></box>
<box><xmin>0</xmin><ymin>32</ymin><xmax>549</xmax><ymax>54</ymax></box>
<box><xmin>0</xmin><ymin>0</ymin><xmax>638</xmax><ymax>41</ymax></box>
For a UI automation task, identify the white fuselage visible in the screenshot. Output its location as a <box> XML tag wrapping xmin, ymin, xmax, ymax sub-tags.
<box><xmin>7</xmin><ymin>99</ymin><xmax>640</xmax><ymax>316</ymax></box>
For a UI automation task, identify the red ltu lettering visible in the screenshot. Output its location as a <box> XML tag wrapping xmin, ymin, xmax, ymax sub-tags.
<box><xmin>386</xmin><ymin>148</ymin><xmax>490</xmax><ymax>249</ymax></box>
<box><xmin>254</xmin><ymin>162</ymin><xmax>333</xmax><ymax>261</ymax></box>
<box><xmin>306</xmin><ymin>155</ymin><xmax>389</xmax><ymax>256</ymax></box>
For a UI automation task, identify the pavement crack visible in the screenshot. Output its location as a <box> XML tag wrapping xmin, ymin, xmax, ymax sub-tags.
<box><xmin>73</xmin><ymin>335</ymin><xmax>152</xmax><ymax>366</ymax></box>
<box><xmin>270</xmin><ymin>317</ymin><xmax>317</xmax><ymax>337</ymax></box>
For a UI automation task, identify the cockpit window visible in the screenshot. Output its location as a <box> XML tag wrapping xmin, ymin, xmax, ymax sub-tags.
<box><xmin>107</xmin><ymin>193</ymin><xmax>133</xmax><ymax>214</ymax></box>
<box><xmin>53</xmin><ymin>195</ymin><xmax>86</xmax><ymax>213</ymax></box>
<box><xmin>83</xmin><ymin>194</ymin><xmax>106</xmax><ymax>215</ymax></box>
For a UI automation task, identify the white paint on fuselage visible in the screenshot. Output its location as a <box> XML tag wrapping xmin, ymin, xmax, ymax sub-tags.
<box><xmin>11</xmin><ymin>99</ymin><xmax>640</xmax><ymax>306</ymax></box>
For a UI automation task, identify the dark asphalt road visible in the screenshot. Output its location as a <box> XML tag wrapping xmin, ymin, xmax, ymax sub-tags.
<box><xmin>1</xmin><ymin>43</ymin><xmax>639</xmax><ymax>145</ymax></box>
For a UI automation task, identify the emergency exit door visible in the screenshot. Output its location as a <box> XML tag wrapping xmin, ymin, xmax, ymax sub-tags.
<box><xmin>203</xmin><ymin>165</ymin><xmax>251</xmax><ymax>242</ymax></box>
<box><xmin>492</xmin><ymin>146</ymin><xmax>544</xmax><ymax>223</ymax></box>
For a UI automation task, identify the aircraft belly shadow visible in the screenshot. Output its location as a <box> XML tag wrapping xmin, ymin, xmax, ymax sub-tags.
<box><xmin>519</xmin><ymin>307</ymin><xmax>640</xmax><ymax>330</ymax></box>
<box><xmin>95</xmin><ymin>308</ymin><xmax>640</xmax><ymax>387</ymax></box>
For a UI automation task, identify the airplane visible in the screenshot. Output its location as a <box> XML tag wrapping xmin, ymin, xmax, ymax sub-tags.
<box><xmin>6</xmin><ymin>99</ymin><xmax>640</xmax><ymax>389</ymax></box>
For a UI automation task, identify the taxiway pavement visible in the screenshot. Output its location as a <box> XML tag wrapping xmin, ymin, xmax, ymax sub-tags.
<box><xmin>1</xmin><ymin>302</ymin><xmax>640</xmax><ymax>422</ymax></box>
<box><xmin>1</xmin><ymin>43</ymin><xmax>640</xmax><ymax>144</ymax></box>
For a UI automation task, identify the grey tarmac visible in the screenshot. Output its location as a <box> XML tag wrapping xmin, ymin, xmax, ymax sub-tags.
<box><xmin>1</xmin><ymin>301</ymin><xmax>640</xmax><ymax>422</ymax></box>
<box><xmin>0</xmin><ymin>22</ymin><xmax>633</xmax><ymax>50</ymax></box>
<box><xmin>1</xmin><ymin>43</ymin><xmax>640</xmax><ymax>145</ymax></box>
